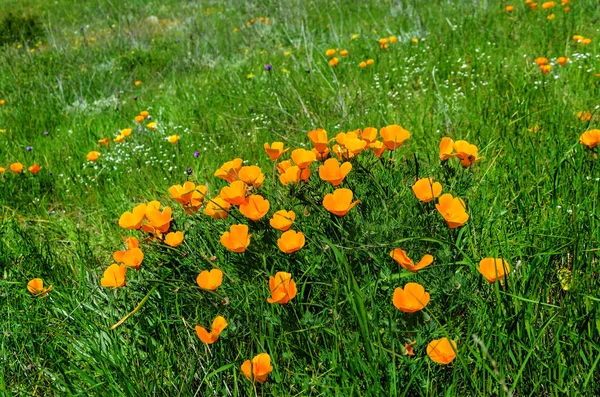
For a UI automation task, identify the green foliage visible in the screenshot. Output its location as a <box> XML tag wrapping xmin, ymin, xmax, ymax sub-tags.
<box><xmin>0</xmin><ymin>12</ymin><xmax>44</xmax><ymax>46</ymax></box>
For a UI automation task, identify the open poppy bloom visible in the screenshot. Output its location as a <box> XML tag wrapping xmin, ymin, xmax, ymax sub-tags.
<box><xmin>264</xmin><ymin>142</ymin><xmax>289</xmax><ymax>161</ymax></box>
<box><xmin>146</xmin><ymin>122</ymin><xmax>157</xmax><ymax>130</ymax></box>
<box><xmin>28</xmin><ymin>164</ymin><xmax>42</xmax><ymax>175</ymax></box>
<box><xmin>323</xmin><ymin>188</ymin><xmax>360</xmax><ymax>216</ymax></box>
<box><xmin>267</xmin><ymin>271</ymin><xmax>297</xmax><ymax>304</ymax></box>
<box><xmin>101</xmin><ymin>264</ymin><xmax>127</xmax><ymax>288</ymax></box>
<box><xmin>332</xmin><ymin>144</ymin><xmax>354</xmax><ymax>161</ymax></box>
<box><xmin>114</xmin><ymin>134</ymin><xmax>125</xmax><ymax>143</ymax></box>
<box><xmin>119</xmin><ymin>204</ymin><xmax>147</xmax><ymax>230</ymax></box>
<box><xmin>313</xmin><ymin>147</ymin><xmax>330</xmax><ymax>161</ymax></box>
<box><xmin>436</xmin><ymin>194</ymin><xmax>469</xmax><ymax>228</ymax></box>
<box><xmin>87</xmin><ymin>151</ymin><xmax>100</xmax><ymax>162</ymax></box>
<box><xmin>478</xmin><ymin>258</ymin><xmax>510</xmax><ymax>283</ymax></box>
<box><xmin>539</xmin><ymin>64</ymin><xmax>552</xmax><ymax>74</ymax></box>
<box><xmin>557</xmin><ymin>56</ymin><xmax>568</xmax><ymax>66</ymax></box>
<box><xmin>135</xmin><ymin>115</ymin><xmax>144</xmax><ymax>123</ymax></box>
<box><xmin>279</xmin><ymin>166</ymin><xmax>302</xmax><ymax>185</ymax></box>
<box><xmin>335</xmin><ymin>131</ymin><xmax>359</xmax><ymax>148</ymax></box>
<box><xmin>277</xmin><ymin>230</ymin><xmax>305</xmax><ymax>253</ymax></box>
<box><xmin>291</xmin><ymin>148</ymin><xmax>316</xmax><ymax>169</ymax></box>
<box><xmin>427</xmin><ymin>338</ymin><xmax>457</xmax><ymax>364</ymax></box>
<box><xmin>329</xmin><ymin>57</ymin><xmax>339</xmax><ymax>67</ymax></box>
<box><xmin>307</xmin><ymin>129</ymin><xmax>329</xmax><ymax>153</ymax></box>
<box><xmin>360</xmin><ymin>127</ymin><xmax>378</xmax><ymax>143</ymax></box>
<box><xmin>369</xmin><ymin>141</ymin><xmax>387</xmax><ymax>157</ymax></box>
<box><xmin>195</xmin><ymin>316</ymin><xmax>228</xmax><ymax>344</ymax></box>
<box><xmin>412</xmin><ymin>178</ymin><xmax>442</xmax><ymax>203</ymax></box>
<box><xmin>27</xmin><ymin>278</ymin><xmax>52</xmax><ymax>295</ymax></box>
<box><xmin>239</xmin><ymin>195</ymin><xmax>270</xmax><ymax>221</ymax></box>
<box><xmin>379</xmin><ymin>38</ymin><xmax>389</xmax><ymax>49</ymax></box>
<box><xmin>203</xmin><ymin>196</ymin><xmax>231</xmax><ymax>219</ymax></box>
<box><xmin>239</xmin><ymin>166</ymin><xmax>265</xmax><ymax>188</ymax></box>
<box><xmin>439</xmin><ymin>137</ymin><xmax>455</xmax><ymax>160</ymax></box>
<box><xmin>541</xmin><ymin>1</ymin><xmax>555</xmax><ymax>8</ymax></box>
<box><xmin>214</xmin><ymin>158</ymin><xmax>243</xmax><ymax>182</ymax></box>
<box><xmin>115</xmin><ymin>247</ymin><xmax>144</xmax><ymax>270</ymax></box>
<box><xmin>325</xmin><ymin>49</ymin><xmax>336</xmax><ymax>57</ymax></box>
<box><xmin>505</xmin><ymin>5</ymin><xmax>514</xmax><ymax>11</ymax></box>
<box><xmin>535</xmin><ymin>57</ymin><xmax>549</xmax><ymax>66</ymax></box>
<box><xmin>319</xmin><ymin>158</ymin><xmax>352</xmax><ymax>186</ymax></box>
<box><xmin>196</xmin><ymin>269</ymin><xmax>223</xmax><ymax>290</ymax></box>
<box><xmin>241</xmin><ymin>353</ymin><xmax>273</xmax><ymax>383</ymax></box>
<box><xmin>98</xmin><ymin>138</ymin><xmax>110</xmax><ymax>147</ymax></box>
<box><xmin>345</xmin><ymin>137</ymin><xmax>367</xmax><ymax>155</ymax></box>
<box><xmin>580</xmin><ymin>130</ymin><xmax>600</xmax><ymax>148</ymax></box>
<box><xmin>453</xmin><ymin>140</ymin><xmax>481</xmax><ymax>167</ymax></box>
<box><xmin>165</xmin><ymin>231</ymin><xmax>184</xmax><ymax>247</ymax></box>
<box><xmin>220</xmin><ymin>180</ymin><xmax>248</xmax><ymax>206</ymax></box>
<box><xmin>392</xmin><ymin>282</ymin><xmax>430</xmax><ymax>313</ymax></box>
<box><xmin>120</xmin><ymin>128</ymin><xmax>132</xmax><ymax>137</ymax></box>
<box><xmin>167</xmin><ymin>135</ymin><xmax>180</xmax><ymax>144</ymax></box>
<box><xmin>220</xmin><ymin>224</ymin><xmax>251</xmax><ymax>252</ymax></box>
<box><xmin>380</xmin><ymin>125</ymin><xmax>410</xmax><ymax>150</ymax></box>
<box><xmin>390</xmin><ymin>249</ymin><xmax>434</xmax><ymax>272</ymax></box>
<box><xmin>168</xmin><ymin>181</ymin><xmax>199</xmax><ymax>205</ymax></box>
<box><xmin>269</xmin><ymin>210</ymin><xmax>295</xmax><ymax>231</ymax></box>
<box><xmin>144</xmin><ymin>205</ymin><xmax>173</xmax><ymax>234</ymax></box>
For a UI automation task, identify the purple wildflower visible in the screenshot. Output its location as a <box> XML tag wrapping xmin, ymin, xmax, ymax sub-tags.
<box><xmin>265</xmin><ymin>64</ymin><xmax>272</xmax><ymax>71</ymax></box>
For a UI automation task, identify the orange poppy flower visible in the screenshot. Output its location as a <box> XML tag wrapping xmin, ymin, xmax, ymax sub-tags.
<box><xmin>392</xmin><ymin>282</ymin><xmax>430</xmax><ymax>313</ymax></box>
<box><xmin>478</xmin><ymin>258</ymin><xmax>510</xmax><ymax>283</ymax></box>
<box><xmin>405</xmin><ymin>341</ymin><xmax>416</xmax><ymax>356</ymax></box>
<box><xmin>196</xmin><ymin>269</ymin><xmax>223</xmax><ymax>290</ymax></box>
<box><xmin>165</xmin><ymin>231</ymin><xmax>184</xmax><ymax>247</ymax></box>
<box><xmin>220</xmin><ymin>180</ymin><xmax>248</xmax><ymax>206</ymax></box>
<box><xmin>325</xmin><ymin>49</ymin><xmax>336</xmax><ymax>57</ymax></box>
<box><xmin>121</xmin><ymin>128</ymin><xmax>132</xmax><ymax>137</ymax></box>
<box><xmin>563</xmin><ymin>6</ymin><xmax>569</xmax><ymax>11</ymax></box>
<box><xmin>580</xmin><ymin>130</ymin><xmax>600</xmax><ymax>148</ymax></box>
<box><xmin>291</xmin><ymin>149</ymin><xmax>316</xmax><ymax>169</ymax></box>
<box><xmin>529</xmin><ymin>2</ymin><xmax>538</xmax><ymax>9</ymax></box>
<box><xmin>277</xmin><ymin>230</ymin><xmax>305</xmax><ymax>253</ymax></box>
<box><xmin>319</xmin><ymin>158</ymin><xmax>352</xmax><ymax>186</ymax></box>
<box><xmin>340</xmin><ymin>49</ymin><xmax>349</xmax><ymax>56</ymax></box>
<box><xmin>307</xmin><ymin>128</ymin><xmax>329</xmax><ymax>153</ymax></box>
<box><xmin>145</xmin><ymin>205</ymin><xmax>172</xmax><ymax>233</ymax></box>
<box><xmin>277</xmin><ymin>160</ymin><xmax>292</xmax><ymax>174</ymax></box>
<box><xmin>220</xmin><ymin>224</ymin><xmax>251</xmax><ymax>252</ymax></box>
<box><xmin>214</xmin><ymin>158</ymin><xmax>243</xmax><ymax>183</ymax></box>
<box><xmin>98</xmin><ymin>138</ymin><xmax>110</xmax><ymax>147</ymax></box>
<box><xmin>269</xmin><ymin>210</ymin><xmax>295</xmax><ymax>231</ymax></box>
<box><xmin>345</xmin><ymin>138</ymin><xmax>367</xmax><ymax>155</ymax></box>
<box><xmin>390</xmin><ymin>249</ymin><xmax>434</xmax><ymax>272</ymax></box>
<box><xmin>0</xmin><ymin>167</ymin><xmax>5</xmax><ymax>174</ymax></box>
<box><xmin>101</xmin><ymin>264</ymin><xmax>127</xmax><ymax>288</ymax></box>
<box><xmin>279</xmin><ymin>165</ymin><xmax>302</xmax><ymax>185</ymax></box>
<box><xmin>203</xmin><ymin>196</ymin><xmax>231</xmax><ymax>219</ymax></box>
<box><xmin>427</xmin><ymin>338</ymin><xmax>457</xmax><ymax>364</ymax></box>
<box><xmin>542</xmin><ymin>1</ymin><xmax>555</xmax><ymax>7</ymax></box>
<box><xmin>332</xmin><ymin>144</ymin><xmax>354</xmax><ymax>161</ymax></box>
<box><xmin>453</xmin><ymin>140</ymin><xmax>481</xmax><ymax>167</ymax></box>
<box><xmin>241</xmin><ymin>353</ymin><xmax>273</xmax><ymax>383</ymax></box>
<box><xmin>436</xmin><ymin>193</ymin><xmax>469</xmax><ymax>228</ymax></box>
<box><xmin>264</xmin><ymin>142</ymin><xmax>289</xmax><ymax>161</ymax></box>
<box><xmin>540</xmin><ymin>64</ymin><xmax>552</xmax><ymax>74</ymax></box>
<box><xmin>267</xmin><ymin>271</ymin><xmax>297</xmax><ymax>304</ymax></box>
<box><xmin>239</xmin><ymin>195</ymin><xmax>270</xmax><ymax>221</ymax></box>
<box><xmin>114</xmin><ymin>134</ymin><xmax>125</xmax><ymax>143</ymax></box>
<box><xmin>167</xmin><ymin>135</ymin><xmax>180</xmax><ymax>144</ymax></box>
<box><xmin>557</xmin><ymin>56</ymin><xmax>568</xmax><ymax>66</ymax></box>
<box><xmin>335</xmin><ymin>131</ymin><xmax>359</xmax><ymax>147</ymax></box>
<box><xmin>195</xmin><ymin>316</ymin><xmax>228</xmax><ymax>344</ymax></box>
<box><xmin>27</xmin><ymin>278</ymin><xmax>52</xmax><ymax>295</ymax></box>
<box><xmin>369</xmin><ymin>141</ymin><xmax>387</xmax><ymax>157</ymax></box>
<box><xmin>389</xmin><ymin>36</ymin><xmax>397</xmax><ymax>44</ymax></box>
<box><xmin>581</xmin><ymin>38</ymin><xmax>591</xmax><ymax>45</ymax></box>
<box><xmin>329</xmin><ymin>57</ymin><xmax>339</xmax><ymax>67</ymax></box>
<box><xmin>139</xmin><ymin>111</ymin><xmax>149</xmax><ymax>118</ymax></box>
<box><xmin>412</xmin><ymin>178</ymin><xmax>442</xmax><ymax>203</ymax></box>
<box><xmin>359</xmin><ymin>61</ymin><xmax>367</xmax><ymax>69</ymax></box>
<box><xmin>323</xmin><ymin>188</ymin><xmax>359</xmax><ymax>216</ymax></box>
<box><xmin>87</xmin><ymin>151</ymin><xmax>100</xmax><ymax>162</ymax></box>
<box><xmin>577</xmin><ymin>111</ymin><xmax>592</xmax><ymax>121</ymax></box>
<box><xmin>168</xmin><ymin>181</ymin><xmax>198</xmax><ymax>205</ymax></box>
<box><xmin>380</xmin><ymin>125</ymin><xmax>410</xmax><ymax>150</ymax></box>
<box><xmin>360</xmin><ymin>127</ymin><xmax>378</xmax><ymax>144</ymax></box>
<box><xmin>366</xmin><ymin>59</ymin><xmax>374</xmax><ymax>65</ymax></box>
<box><xmin>28</xmin><ymin>164</ymin><xmax>42</xmax><ymax>175</ymax></box>
<box><xmin>439</xmin><ymin>137</ymin><xmax>455</xmax><ymax>160</ymax></box>
<box><xmin>573</xmin><ymin>35</ymin><xmax>584</xmax><ymax>42</ymax></box>
<box><xmin>535</xmin><ymin>57</ymin><xmax>549</xmax><ymax>66</ymax></box>
<box><xmin>505</xmin><ymin>5</ymin><xmax>514</xmax><ymax>12</ymax></box>
<box><xmin>146</xmin><ymin>122</ymin><xmax>157</xmax><ymax>130</ymax></box>
<box><xmin>379</xmin><ymin>38</ymin><xmax>389</xmax><ymax>49</ymax></box>
<box><xmin>312</xmin><ymin>147</ymin><xmax>330</xmax><ymax>161</ymax></box>
<box><xmin>119</xmin><ymin>204</ymin><xmax>147</xmax><ymax>230</ymax></box>
<box><xmin>135</xmin><ymin>115</ymin><xmax>144</xmax><ymax>123</ymax></box>
<box><xmin>239</xmin><ymin>166</ymin><xmax>265</xmax><ymax>188</ymax></box>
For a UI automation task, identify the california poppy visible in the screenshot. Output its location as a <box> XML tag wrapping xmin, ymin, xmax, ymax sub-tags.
<box><xmin>577</xmin><ymin>111</ymin><xmax>592</xmax><ymax>121</ymax></box>
<box><xmin>439</xmin><ymin>137</ymin><xmax>455</xmax><ymax>160</ymax></box>
<box><xmin>267</xmin><ymin>271</ymin><xmax>297</xmax><ymax>304</ymax></box>
<box><xmin>264</xmin><ymin>142</ymin><xmax>289</xmax><ymax>161</ymax></box>
<box><xmin>28</xmin><ymin>164</ymin><xmax>42</xmax><ymax>175</ymax></box>
<box><xmin>541</xmin><ymin>1</ymin><xmax>555</xmax><ymax>8</ymax></box>
<box><xmin>239</xmin><ymin>195</ymin><xmax>270</xmax><ymax>221</ymax></box>
<box><xmin>168</xmin><ymin>181</ymin><xmax>198</xmax><ymax>205</ymax></box>
<box><xmin>195</xmin><ymin>316</ymin><xmax>228</xmax><ymax>344</ymax></box>
<box><xmin>340</xmin><ymin>49</ymin><xmax>349</xmax><ymax>56</ymax></box>
<box><xmin>380</xmin><ymin>125</ymin><xmax>410</xmax><ymax>150</ymax></box>
<box><xmin>165</xmin><ymin>231</ymin><xmax>184</xmax><ymax>247</ymax></box>
<box><xmin>121</xmin><ymin>128</ymin><xmax>132</xmax><ymax>137</ymax></box>
<box><xmin>360</xmin><ymin>127</ymin><xmax>378</xmax><ymax>144</ymax></box>
<box><xmin>220</xmin><ymin>180</ymin><xmax>248</xmax><ymax>206</ymax></box>
<box><xmin>325</xmin><ymin>49</ymin><xmax>336</xmax><ymax>57</ymax></box>
<box><xmin>98</xmin><ymin>138</ymin><xmax>110</xmax><ymax>147</ymax></box>
<box><xmin>345</xmin><ymin>138</ymin><xmax>367</xmax><ymax>155</ymax></box>
<box><xmin>269</xmin><ymin>210</ymin><xmax>295</xmax><ymax>231</ymax></box>
<box><xmin>478</xmin><ymin>258</ymin><xmax>510</xmax><ymax>283</ymax></box>
<box><xmin>239</xmin><ymin>166</ymin><xmax>265</xmax><ymax>188</ymax></box>
<box><xmin>101</xmin><ymin>264</ymin><xmax>127</xmax><ymax>288</ymax></box>
<box><xmin>146</xmin><ymin>122</ymin><xmax>157</xmax><ymax>130</ymax></box>
<box><xmin>329</xmin><ymin>57</ymin><xmax>339</xmax><ymax>67</ymax></box>
<box><xmin>427</xmin><ymin>338</ymin><xmax>457</xmax><ymax>364</ymax></box>
<box><xmin>412</xmin><ymin>178</ymin><xmax>442</xmax><ymax>203</ymax></box>
<box><xmin>506</xmin><ymin>5</ymin><xmax>514</xmax><ymax>12</ymax></box>
<box><xmin>335</xmin><ymin>131</ymin><xmax>358</xmax><ymax>147</ymax></box>
<box><xmin>196</xmin><ymin>269</ymin><xmax>223</xmax><ymax>290</ymax></box>
<box><xmin>379</xmin><ymin>38</ymin><xmax>389</xmax><ymax>49</ymax></box>
<box><xmin>167</xmin><ymin>135</ymin><xmax>180</xmax><ymax>144</ymax></box>
<box><xmin>122</xmin><ymin>248</ymin><xmax>144</xmax><ymax>269</ymax></box>
<box><xmin>557</xmin><ymin>56</ymin><xmax>568</xmax><ymax>66</ymax></box>
<box><xmin>307</xmin><ymin>129</ymin><xmax>329</xmax><ymax>153</ymax></box>
<box><xmin>291</xmin><ymin>148</ymin><xmax>316</xmax><ymax>169</ymax></box>
<box><xmin>534</xmin><ymin>57</ymin><xmax>549</xmax><ymax>66</ymax></box>
<box><xmin>144</xmin><ymin>205</ymin><xmax>172</xmax><ymax>233</ymax></box>
<box><xmin>27</xmin><ymin>278</ymin><xmax>52</xmax><ymax>295</ymax></box>
<box><xmin>390</xmin><ymin>249</ymin><xmax>434</xmax><ymax>272</ymax></box>
<box><xmin>214</xmin><ymin>158</ymin><xmax>243</xmax><ymax>183</ymax></box>
<box><xmin>279</xmin><ymin>165</ymin><xmax>302</xmax><ymax>186</ymax></box>
<box><xmin>277</xmin><ymin>230</ymin><xmax>305</xmax><ymax>253</ymax></box>
<box><xmin>312</xmin><ymin>147</ymin><xmax>330</xmax><ymax>161</ymax></box>
<box><xmin>87</xmin><ymin>151</ymin><xmax>100</xmax><ymax>162</ymax></box>
<box><xmin>453</xmin><ymin>140</ymin><xmax>481</xmax><ymax>167</ymax></box>
<box><xmin>135</xmin><ymin>115</ymin><xmax>144</xmax><ymax>123</ymax></box>
<box><xmin>436</xmin><ymin>194</ymin><xmax>469</xmax><ymax>228</ymax></box>
<box><xmin>580</xmin><ymin>129</ymin><xmax>600</xmax><ymax>148</ymax></box>
<box><xmin>114</xmin><ymin>134</ymin><xmax>125</xmax><ymax>143</ymax></box>
<box><xmin>392</xmin><ymin>282</ymin><xmax>430</xmax><ymax>313</ymax></box>
<box><xmin>319</xmin><ymin>158</ymin><xmax>352</xmax><ymax>186</ymax></box>
<box><xmin>204</xmin><ymin>196</ymin><xmax>231</xmax><ymax>219</ymax></box>
<box><xmin>369</xmin><ymin>141</ymin><xmax>387</xmax><ymax>157</ymax></box>
<box><xmin>119</xmin><ymin>204</ymin><xmax>147</xmax><ymax>230</ymax></box>
<box><xmin>241</xmin><ymin>353</ymin><xmax>273</xmax><ymax>383</ymax></box>
<box><xmin>540</xmin><ymin>64</ymin><xmax>552</xmax><ymax>74</ymax></box>
<box><xmin>220</xmin><ymin>224</ymin><xmax>251</xmax><ymax>252</ymax></box>
<box><xmin>323</xmin><ymin>188</ymin><xmax>360</xmax><ymax>216</ymax></box>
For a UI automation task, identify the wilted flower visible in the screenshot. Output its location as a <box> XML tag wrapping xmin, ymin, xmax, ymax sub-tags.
<box><xmin>323</xmin><ymin>188</ymin><xmax>360</xmax><ymax>216</ymax></box>
<box><xmin>270</xmin><ymin>210</ymin><xmax>295</xmax><ymax>231</ymax></box>
<box><xmin>436</xmin><ymin>194</ymin><xmax>469</xmax><ymax>228</ymax></box>
<box><xmin>412</xmin><ymin>178</ymin><xmax>442</xmax><ymax>203</ymax></box>
<box><xmin>427</xmin><ymin>338</ymin><xmax>457</xmax><ymax>364</ymax></box>
<box><xmin>196</xmin><ymin>269</ymin><xmax>223</xmax><ymax>290</ymax></box>
<box><xmin>392</xmin><ymin>282</ymin><xmax>430</xmax><ymax>313</ymax></box>
<box><xmin>277</xmin><ymin>230</ymin><xmax>305</xmax><ymax>253</ymax></box>
<box><xmin>478</xmin><ymin>258</ymin><xmax>511</xmax><ymax>283</ymax></box>
<box><xmin>101</xmin><ymin>264</ymin><xmax>127</xmax><ymax>288</ymax></box>
<box><xmin>241</xmin><ymin>353</ymin><xmax>273</xmax><ymax>383</ymax></box>
<box><xmin>195</xmin><ymin>316</ymin><xmax>227</xmax><ymax>344</ymax></box>
<box><xmin>267</xmin><ymin>272</ymin><xmax>297</xmax><ymax>304</ymax></box>
<box><xmin>220</xmin><ymin>224</ymin><xmax>251</xmax><ymax>252</ymax></box>
<box><xmin>390</xmin><ymin>249</ymin><xmax>434</xmax><ymax>272</ymax></box>
<box><xmin>27</xmin><ymin>278</ymin><xmax>52</xmax><ymax>295</ymax></box>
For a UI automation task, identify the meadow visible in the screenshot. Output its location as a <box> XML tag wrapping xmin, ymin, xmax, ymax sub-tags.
<box><xmin>1</xmin><ymin>0</ymin><xmax>600</xmax><ymax>395</ymax></box>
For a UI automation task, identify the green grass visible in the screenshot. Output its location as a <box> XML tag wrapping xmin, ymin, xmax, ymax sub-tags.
<box><xmin>1</xmin><ymin>0</ymin><xmax>600</xmax><ymax>395</ymax></box>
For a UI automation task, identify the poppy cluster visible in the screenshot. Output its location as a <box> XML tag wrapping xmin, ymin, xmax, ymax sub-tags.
<box><xmin>0</xmin><ymin>162</ymin><xmax>43</xmax><ymax>176</ymax></box>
